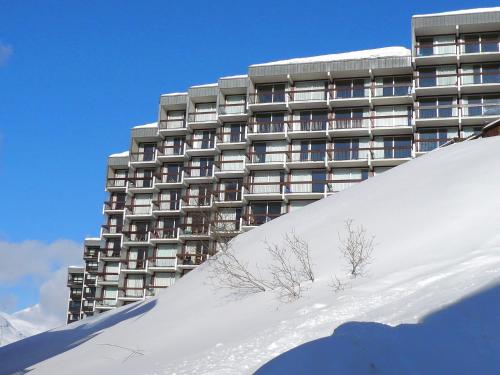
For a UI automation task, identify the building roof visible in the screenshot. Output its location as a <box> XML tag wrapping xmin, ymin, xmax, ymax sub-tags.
<box><xmin>414</xmin><ymin>7</ymin><xmax>500</xmax><ymax>18</ymax></box>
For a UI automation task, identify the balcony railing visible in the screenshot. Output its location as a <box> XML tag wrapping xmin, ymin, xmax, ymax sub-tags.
<box><xmin>287</xmin><ymin>88</ymin><xmax>328</xmax><ymax>102</ymax></box>
<box><xmin>67</xmin><ymin>277</ymin><xmax>83</xmax><ymax>287</ymax></box>
<box><xmin>156</xmin><ymin>172</ymin><xmax>183</xmax><ymax>184</ymax></box>
<box><xmin>125</xmin><ymin>204</ymin><xmax>151</xmax><ymax>216</ymax></box>
<box><xmin>96</xmin><ymin>272</ymin><xmax>119</xmax><ymax>282</ymax></box>
<box><xmin>150</xmin><ymin>227</ymin><xmax>179</xmax><ymax>239</ymax></box>
<box><xmin>182</xmin><ymin>194</ymin><xmax>213</xmax><ymax>207</ymax></box>
<box><xmin>248</xmin><ymin>121</ymin><xmax>286</xmax><ymax>134</ymax></box>
<box><xmin>287</xmin><ymin>119</ymin><xmax>328</xmax><ymax>132</ymax></box>
<box><xmin>106</xmin><ymin>177</ymin><xmax>128</xmax><ymax>188</ymax></box>
<box><xmin>188</xmin><ymin>111</ymin><xmax>217</xmax><ymax>123</ymax></box>
<box><xmin>183</xmin><ymin>165</ymin><xmax>214</xmax><ymax>178</ymax></box>
<box><xmin>95</xmin><ymin>297</ymin><xmax>117</xmax><ymax>307</ymax></box>
<box><xmin>104</xmin><ymin>200</ymin><xmax>126</xmax><ymax>210</ymax></box>
<box><xmin>85</xmin><ymin>264</ymin><xmax>99</xmax><ymax>273</ymax></box>
<box><xmin>101</xmin><ymin>224</ymin><xmax>123</xmax><ymax>234</ymax></box>
<box><xmin>186</xmin><ymin>138</ymin><xmax>216</xmax><ymax>150</ymax></box>
<box><xmin>122</xmin><ymin>230</ymin><xmax>150</xmax><ymax>242</ymax></box>
<box><xmin>127</xmin><ymin>176</ymin><xmax>154</xmax><ymax>189</ymax></box>
<box><xmin>121</xmin><ymin>259</ymin><xmax>147</xmax><ymax>270</ymax></box>
<box><xmin>157</xmin><ymin>144</ymin><xmax>185</xmax><ymax>157</ymax></box>
<box><xmin>415</xmin><ymin>40</ymin><xmax>457</xmax><ymax>57</ymax></box>
<box><xmin>415</xmin><ymin>72</ymin><xmax>458</xmax><ymax>88</ymax></box>
<box><xmin>248</xmin><ymin>91</ymin><xmax>286</xmax><ymax>104</ymax></box>
<box><xmin>212</xmin><ymin>187</ymin><xmax>243</xmax><ymax>202</ymax></box>
<box><xmin>218</xmin><ymin>130</ymin><xmax>246</xmax><ymax>143</ymax></box>
<box><xmin>371</xmin><ymin>146</ymin><xmax>412</xmax><ymax>159</ymax></box>
<box><xmin>153</xmin><ymin>199</ymin><xmax>181</xmax><ymax>211</ymax></box>
<box><xmin>177</xmin><ymin>253</ymin><xmax>208</xmax><ymax>266</ymax></box>
<box><xmin>415</xmin><ymin>138</ymin><xmax>454</xmax><ymax>152</ymax></box>
<box><xmin>285</xmin><ymin>180</ymin><xmax>327</xmax><ymax>194</ymax></box>
<box><xmin>328</xmin><ymin>147</ymin><xmax>371</xmax><ymax>161</ymax></box>
<box><xmin>211</xmin><ymin>219</ymin><xmax>241</xmax><ymax>232</ymax></box>
<box><xmin>330</xmin><ymin>85</ymin><xmax>370</xmax><ymax>99</ymax></box>
<box><xmin>415</xmin><ymin>38</ymin><xmax>500</xmax><ymax>57</ymax></box>
<box><xmin>100</xmin><ymin>249</ymin><xmax>121</xmax><ymax>258</ymax></box>
<box><xmin>371</xmin><ymin>114</ymin><xmax>412</xmax><ymax>128</ymax></box>
<box><xmin>130</xmin><ymin>151</ymin><xmax>156</xmax><ymax>162</ymax></box>
<box><xmin>159</xmin><ymin>118</ymin><xmax>186</xmax><ymax>130</ymax></box>
<box><xmin>70</xmin><ymin>291</ymin><xmax>82</xmax><ymax>299</ymax></box>
<box><xmin>461</xmin><ymin>103</ymin><xmax>500</xmax><ymax>117</ymax></box>
<box><xmin>372</xmin><ymin>83</ymin><xmax>412</xmax><ymax>97</ymax></box>
<box><xmin>415</xmin><ymin>104</ymin><xmax>459</xmax><ymax>119</ymax></box>
<box><xmin>247</xmin><ymin>150</ymin><xmax>287</xmax><ymax>164</ymax></box>
<box><xmin>219</xmin><ymin>103</ymin><xmax>246</xmax><ymax>115</ymax></box>
<box><xmin>287</xmin><ymin>149</ymin><xmax>326</xmax><ymax>162</ymax></box>
<box><xmin>331</xmin><ymin>116</ymin><xmax>371</xmax><ymax>130</ymax></box>
<box><xmin>327</xmin><ymin>178</ymin><xmax>365</xmax><ymax>192</ymax></box>
<box><xmin>214</xmin><ymin>159</ymin><xmax>245</xmax><ymax>172</ymax></box>
<box><xmin>244</xmin><ymin>181</ymin><xmax>286</xmax><ymax>195</ymax></box>
<box><xmin>179</xmin><ymin>223</ymin><xmax>210</xmax><ymax>236</ymax></box>
<box><xmin>461</xmin><ymin>70</ymin><xmax>500</xmax><ymax>85</ymax></box>
<box><xmin>243</xmin><ymin>212</ymin><xmax>282</xmax><ymax>226</ymax></box>
<box><xmin>148</xmin><ymin>256</ymin><xmax>177</xmax><ymax>268</ymax></box>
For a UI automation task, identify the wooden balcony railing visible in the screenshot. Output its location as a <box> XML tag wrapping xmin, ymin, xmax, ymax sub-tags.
<box><xmin>287</xmin><ymin>88</ymin><xmax>328</xmax><ymax>102</ymax></box>
<box><xmin>153</xmin><ymin>199</ymin><xmax>181</xmax><ymax>211</ymax></box>
<box><xmin>327</xmin><ymin>147</ymin><xmax>371</xmax><ymax>161</ymax></box>
<box><xmin>179</xmin><ymin>223</ymin><xmax>210</xmax><ymax>235</ymax></box>
<box><xmin>104</xmin><ymin>200</ymin><xmax>126</xmax><ymax>210</ymax></box>
<box><xmin>130</xmin><ymin>151</ymin><xmax>157</xmax><ymax>162</ymax></box>
<box><xmin>371</xmin><ymin>82</ymin><xmax>412</xmax><ymax>97</ymax></box>
<box><xmin>212</xmin><ymin>188</ymin><xmax>243</xmax><ymax>202</ymax></box>
<box><xmin>214</xmin><ymin>159</ymin><xmax>245</xmax><ymax>172</ymax></box>
<box><xmin>157</xmin><ymin>144</ymin><xmax>185</xmax><ymax>156</ymax></box>
<box><xmin>156</xmin><ymin>171</ymin><xmax>183</xmax><ymax>184</ymax></box>
<box><xmin>244</xmin><ymin>181</ymin><xmax>286</xmax><ymax>195</ymax></box>
<box><xmin>101</xmin><ymin>224</ymin><xmax>123</xmax><ymax>234</ymax></box>
<box><xmin>186</xmin><ymin>138</ymin><xmax>216</xmax><ymax>150</ymax></box>
<box><xmin>121</xmin><ymin>259</ymin><xmax>147</xmax><ymax>270</ymax></box>
<box><xmin>248</xmin><ymin>91</ymin><xmax>286</xmax><ymax>104</ymax></box>
<box><xmin>371</xmin><ymin>146</ymin><xmax>412</xmax><ymax>159</ymax></box>
<box><xmin>287</xmin><ymin>149</ymin><xmax>326</xmax><ymax>163</ymax></box>
<box><xmin>217</xmin><ymin>130</ymin><xmax>246</xmax><ymax>143</ymax></box>
<box><xmin>183</xmin><ymin>165</ymin><xmax>214</xmax><ymax>178</ymax></box>
<box><xmin>247</xmin><ymin>121</ymin><xmax>286</xmax><ymax>134</ymax></box>
<box><xmin>148</xmin><ymin>256</ymin><xmax>177</xmax><ymax>268</ymax></box>
<box><xmin>177</xmin><ymin>253</ymin><xmax>208</xmax><ymax>265</ymax></box>
<box><xmin>95</xmin><ymin>297</ymin><xmax>117</xmax><ymax>307</ymax></box>
<box><xmin>247</xmin><ymin>150</ymin><xmax>287</xmax><ymax>164</ymax></box>
<box><xmin>242</xmin><ymin>212</ymin><xmax>282</xmax><ymax>226</ymax></box>
<box><xmin>122</xmin><ymin>230</ymin><xmax>150</xmax><ymax>242</ymax></box>
<box><xmin>415</xmin><ymin>138</ymin><xmax>455</xmax><ymax>152</ymax></box>
<box><xmin>106</xmin><ymin>177</ymin><xmax>128</xmax><ymax>188</ymax></box>
<box><xmin>415</xmin><ymin>38</ymin><xmax>500</xmax><ymax>57</ymax></box>
<box><xmin>415</xmin><ymin>104</ymin><xmax>459</xmax><ymax>119</ymax></box>
<box><xmin>188</xmin><ymin>111</ymin><xmax>217</xmax><ymax>123</ymax></box>
<box><xmin>125</xmin><ymin>204</ymin><xmax>151</xmax><ymax>215</ymax></box>
<box><xmin>182</xmin><ymin>194</ymin><xmax>213</xmax><ymax>207</ymax></box>
<box><xmin>159</xmin><ymin>118</ymin><xmax>186</xmax><ymax>130</ymax></box>
<box><xmin>150</xmin><ymin>227</ymin><xmax>179</xmax><ymax>239</ymax></box>
<box><xmin>96</xmin><ymin>272</ymin><xmax>119</xmax><ymax>282</ymax></box>
<box><xmin>329</xmin><ymin>86</ymin><xmax>370</xmax><ymax>99</ymax></box>
<box><xmin>219</xmin><ymin>103</ymin><xmax>246</xmax><ymax>115</ymax></box>
<box><xmin>287</xmin><ymin>120</ymin><xmax>328</xmax><ymax>132</ymax></box>
<box><xmin>100</xmin><ymin>249</ymin><xmax>121</xmax><ymax>258</ymax></box>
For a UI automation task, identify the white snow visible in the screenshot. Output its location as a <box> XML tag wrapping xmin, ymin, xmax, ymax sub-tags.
<box><xmin>132</xmin><ymin>122</ymin><xmax>157</xmax><ymax>129</ymax></box>
<box><xmin>251</xmin><ymin>47</ymin><xmax>411</xmax><ymax>67</ymax></box>
<box><xmin>2</xmin><ymin>137</ymin><xmax>500</xmax><ymax>374</ymax></box>
<box><xmin>190</xmin><ymin>83</ymin><xmax>218</xmax><ymax>88</ymax></box>
<box><xmin>161</xmin><ymin>92</ymin><xmax>187</xmax><ymax>96</ymax></box>
<box><xmin>414</xmin><ymin>7</ymin><xmax>500</xmax><ymax>17</ymax></box>
<box><xmin>220</xmin><ymin>74</ymin><xmax>248</xmax><ymax>79</ymax></box>
<box><xmin>108</xmin><ymin>150</ymin><xmax>129</xmax><ymax>157</ymax></box>
<box><xmin>0</xmin><ymin>312</ymin><xmax>40</xmax><ymax>347</ymax></box>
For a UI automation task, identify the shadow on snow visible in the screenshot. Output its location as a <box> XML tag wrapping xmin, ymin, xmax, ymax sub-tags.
<box><xmin>256</xmin><ymin>283</ymin><xmax>500</xmax><ymax>375</ymax></box>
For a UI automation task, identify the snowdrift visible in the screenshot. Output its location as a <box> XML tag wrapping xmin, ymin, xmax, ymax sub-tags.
<box><xmin>2</xmin><ymin>137</ymin><xmax>500</xmax><ymax>375</ymax></box>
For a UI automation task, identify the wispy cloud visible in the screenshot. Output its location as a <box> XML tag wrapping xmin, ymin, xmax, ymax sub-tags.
<box><xmin>0</xmin><ymin>41</ymin><xmax>13</xmax><ymax>66</ymax></box>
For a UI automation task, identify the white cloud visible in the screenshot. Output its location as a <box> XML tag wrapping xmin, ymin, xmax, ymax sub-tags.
<box><xmin>0</xmin><ymin>239</ymin><xmax>82</xmax><ymax>334</ymax></box>
<box><xmin>0</xmin><ymin>42</ymin><xmax>12</xmax><ymax>66</ymax></box>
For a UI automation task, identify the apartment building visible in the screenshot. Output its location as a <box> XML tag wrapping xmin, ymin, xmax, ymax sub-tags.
<box><xmin>67</xmin><ymin>8</ymin><xmax>500</xmax><ymax>323</ymax></box>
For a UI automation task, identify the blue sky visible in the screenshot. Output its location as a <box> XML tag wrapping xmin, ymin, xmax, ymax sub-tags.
<box><xmin>0</xmin><ymin>0</ymin><xmax>498</xmax><ymax>318</ymax></box>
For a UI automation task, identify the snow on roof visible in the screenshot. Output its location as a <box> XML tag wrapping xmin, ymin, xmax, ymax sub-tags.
<box><xmin>414</xmin><ymin>7</ymin><xmax>500</xmax><ymax>17</ymax></box>
<box><xmin>133</xmin><ymin>122</ymin><xmax>157</xmax><ymax>129</ymax></box>
<box><xmin>109</xmin><ymin>150</ymin><xmax>129</xmax><ymax>157</ymax></box>
<box><xmin>161</xmin><ymin>92</ymin><xmax>187</xmax><ymax>96</ymax></box>
<box><xmin>251</xmin><ymin>47</ymin><xmax>411</xmax><ymax>67</ymax></box>
<box><xmin>190</xmin><ymin>83</ymin><xmax>218</xmax><ymax>88</ymax></box>
<box><xmin>220</xmin><ymin>74</ymin><xmax>248</xmax><ymax>79</ymax></box>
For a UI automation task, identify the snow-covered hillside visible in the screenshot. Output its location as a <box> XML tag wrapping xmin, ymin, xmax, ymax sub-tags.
<box><xmin>0</xmin><ymin>312</ymin><xmax>40</xmax><ymax>348</ymax></box>
<box><xmin>2</xmin><ymin>137</ymin><xmax>500</xmax><ymax>375</ymax></box>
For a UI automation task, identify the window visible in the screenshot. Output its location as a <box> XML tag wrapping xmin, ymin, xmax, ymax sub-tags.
<box><xmin>165</xmin><ymin>110</ymin><xmax>185</xmax><ymax>129</ymax></box>
<box><xmin>381</xmin><ymin>137</ymin><xmax>412</xmax><ymax>159</ymax></box>
<box><xmin>417</xmin><ymin>35</ymin><xmax>455</xmax><ymax>56</ymax></box>
<box><xmin>294</xmin><ymin>111</ymin><xmax>328</xmax><ymax>131</ymax></box>
<box><xmin>333</xmin><ymin>139</ymin><xmax>359</xmax><ymax>161</ymax></box>
<box><xmin>252</xmin><ymin>141</ymin><xmax>286</xmax><ymax>163</ymax></box>
<box><xmin>125</xmin><ymin>275</ymin><xmax>144</xmax><ymax>297</ymax></box>
<box><xmin>111</xmin><ymin>169</ymin><xmax>128</xmax><ymax>187</ymax></box>
<box><xmin>418</xmin><ymin>66</ymin><xmax>456</xmax><ymax>87</ymax></box>
<box><xmin>334</xmin><ymin>79</ymin><xmax>369</xmax><ymax>99</ymax></box>
<box><xmin>220</xmin><ymin>150</ymin><xmax>244</xmax><ymax>171</ymax></box>
<box><xmin>193</xmin><ymin>103</ymin><xmax>217</xmax><ymax>122</ymax></box>
<box><xmin>224</xmin><ymin>123</ymin><xmax>245</xmax><ymax>143</ymax></box>
<box><xmin>292</xmin><ymin>140</ymin><xmax>325</xmax><ymax>162</ymax></box>
<box><xmin>374</xmin><ymin>76</ymin><xmax>411</xmax><ymax>97</ymax></box>
<box><xmin>221</xmin><ymin>95</ymin><xmax>246</xmax><ymax>115</ymax></box>
<box><xmin>462</xmin><ymin>33</ymin><xmax>499</xmax><ymax>54</ymax></box>
<box><xmin>158</xmin><ymin>189</ymin><xmax>181</xmax><ymax>211</ymax></box>
<box><xmin>330</xmin><ymin>169</ymin><xmax>369</xmax><ymax>192</ymax></box>
<box><xmin>220</xmin><ymin>179</ymin><xmax>242</xmax><ymax>201</ymax></box>
<box><xmin>254</xmin><ymin>113</ymin><xmax>285</xmax><ymax>133</ymax></box>
<box><xmin>373</xmin><ymin>106</ymin><xmax>412</xmax><ymax>128</ymax></box>
<box><xmin>251</xmin><ymin>171</ymin><xmax>284</xmax><ymax>194</ymax></box>
<box><xmin>462</xmin><ymin>95</ymin><xmax>500</xmax><ymax>117</ymax></box>
<box><xmin>418</xmin><ymin>129</ymin><xmax>449</xmax><ymax>152</ymax></box>
<box><xmin>134</xmin><ymin>169</ymin><xmax>153</xmax><ymax>188</ymax></box>
<box><xmin>138</xmin><ymin>143</ymin><xmax>156</xmax><ymax>161</ymax></box>
<box><xmin>110</xmin><ymin>192</ymin><xmax>126</xmax><ymax>209</ymax></box>
<box><xmin>154</xmin><ymin>245</ymin><xmax>178</xmax><ymax>267</ymax></box>
<box><xmin>418</xmin><ymin>97</ymin><xmax>456</xmax><ymax>118</ymax></box>
<box><xmin>293</xmin><ymin>81</ymin><xmax>327</xmax><ymax>101</ymax></box>
<box><xmin>333</xmin><ymin>108</ymin><xmax>369</xmax><ymax>129</ymax></box>
<box><xmin>249</xmin><ymin>202</ymin><xmax>282</xmax><ymax>225</ymax></box>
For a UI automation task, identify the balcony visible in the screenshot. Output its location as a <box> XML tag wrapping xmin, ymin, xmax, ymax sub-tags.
<box><xmin>152</xmin><ymin>199</ymin><xmax>181</xmax><ymax>214</ymax></box>
<box><xmin>122</xmin><ymin>230</ymin><xmax>150</xmax><ymax>244</ymax></box>
<box><xmin>129</xmin><ymin>150</ymin><xmax>157</xmax><ymax>166</ymax></box>
<box><xmin>101</xmin><ymin>224</ymin><xmax>123</xmax><ymax>236</ymax></box>
<box><xmin>185</xmin><ymin>138</ymin><xmax>217</xmax><ymax>156</ymax></box>
<box><xmin>415</xmin><ymin>72</ymin><xmax>458</xmax><ymax>96</ymax></box>
<box><xmin>329</xmin><ymin>85</ymin><xmax>370</xmax><ymax>107</ymax></box>
<box><xmin>106</xmin><ymin>177</ymin><xmax>128</xmax><ymax>190</ymax></box>
<box><xmin>460</xmin><ymin>70</ymin><xmax>500</xmax><ymax>94</ymax></box>
<box><xmin>155</xmin><ymin>171</ymin><xmax>184</xmax><ymax>187</ymax></box>
<box><xmin>67</xmin><ymin>303</ymin><xmax>81</xmax><ymax>314</ymax></box>
<box><xmin>85</xmin><ymin>263</ymin><xmax>99</xmax><ymax>273</ymax></box>
<box><xmin>103</xmin><ymin>200</ymin><xmax>126</xmax><ymax>212</ymax></box>
<box><xmin>214</xmin><ymin>159</ymin><xmax>246</xmax><ymax>177</ymax></box>
<box><xmin>177</xmin><ymin>253</ymin><xmax>209</xmax><ymax>268</ymax></box>
<box><xmin>148</xmin><ymin>256</ymin><xmax>177</xmax><ymax>269</ymax></box>
<box><xmin>415</xmin><ymin>138</ymin><xmax>454</xmax><ymax>153</ymax></box>
<box><xmin>211</xmin><ymin>219</ymin><xmax>242</xmax><ymax>235</ymax></box>
<box><xmin>371</xmin><ymin>146</ymin><xmax>412</xmax><ymax>166</ymax></box>
<box><xmin>82</xmin><ymin>304</ymin><xmax>94</xmax><ymax>312</ymax></box>
<box><xmin>158</xmin><ymin>118</ymin><xmax>187</xmax><ymax>135</ymax></box>
<box><xmin>150</xmin><ymin>227</ymin><xmax>180</xmax><ymax>242</ymax></box>
<box><xmin>187</xmin><ymin>111</ymin><xmax>218</xmax><ymax>128</ymax></box>
<box><xmin>157</xmin><ymin>144</ymin><xmax>185</xmax><ymax>162</ymax></box>
<box><xmin>414</xmin><ymin>39</ymin><xmax>457</xmax><ymax>64</ymax></box>
<box><xmin>286</xmin><ymin>149</ymin><xmax>327</xmax><ymax>168</ymax></box>
<box><xmin>247</xmin><ymin>120</ymin><xmax>287</xmax><ymax>140</ymax></box>
<box><xmin>371</xmin><ymin>114</ymin><xmax>413</xmax><ymax>135</ymax></box>
<box><xmin>246</xmin><ymin>150</ymin><xmax>287</xmax><ymax>170</ymax></box>
<box><xmin>70</xmin><ymin>290</ymin><xmax>82</xmax><ymax>300</ymax></box>
<box><xmin>212</xmin><ymin>186</ymin><xmax>243</xmax><ymax>206</ymax></box>
<box><xmin>242</xmin><ymin>212</ymin><xmax>282</xmax><ymax>227</ymax></box>
<box><xmin>287</xmin><ymin>119</ymin><xmax>329</xmax><ymax>138</ymax></box>
<box><xmin>83</xmin><ymin>249</ymin><xmax>99</xmax><ymax>260</ymax></box>
<box><xmin>95</xmin><ymin>297</ymin><xmax>117</xmax><ymax>308</ymax></box>
<box><xmin>329</xmin><ymin>117</ymin><xmax>371</xmax><ymax>136</ymax></box>
<box><xmin>248</xmin><ymin>91</ymin><xmax>286</xmax><ymax>111</ymax></box>
<box><xmin>179</xmin><ymin>224</ymin><xmax>211</xmax><ymax>238</ymax></box>
<box><xmin>100</xmin><ymin>248</ymin><xmax>121</xmax><ymax>260</ymax></box>
<box><xmin>96</xmin><ymin>272</ymin><xmax>119</xmax><ymax>284</ymax></box>
<box><xmin>183</xmin><ymin>165</ymin><xmax>214</xmax><ymax>183</ymax></box>
<box><xmin>121</xmin><ymin>259</ymin><xmax>148</xmax><ymax>272</ymax></box>
<box><xmin>67</xmin><ymin>277</ymin><xmax>83</xmax><ymax>287</ymax></box>
<box><xmin>327</xmin><ymin>178</ymin><xmax>365</xmax><ymax>193</ymax></box>
<box><xmin>243</xmin><ymin>182</ymin><xmax>286</xmax><ymax>200</ymax></box>
<box><xmin>287</xmin><ymin>88</ymin><xmax>328</xmax><ymax>109</ymax></box>
<box><xmin>461</xmin><ymin>102</ymin><xmax>500</xmax><ymax>125</ymax></box>
<box><xmin>182</xmin><ymin>193</ymin><xmax>213</xmax><ymax>210</ymax></box>
<box><xmin>125</xmin><ymin>203</ymin><xmax>152</xmax><ymax>218</ymax></box>
<box><xmin>127</xmin><ymin>176</ymin><xmax>155</xmax><ymax>191</ymax></box>
<box><xmin>328</xmin><ymin>147</ymin><xmax>371</xmax><ymax>167</ymax></box>
<box><xmin>284</xmin><ymin>180</ymin><xmax>327</xmax><ymax>199</ymax></box>
<box><xmin>84</xmin><ymin>274</ymin><xmax>97</xmax><ymax>285</ymax></box>
<box><xmin>371</xmin><ymin>82</ymin><xmax>412</xmax><ymax>105</ymax></box>
<box><xmin>415</xmin><ymin>104</ymin><xmax>459</xmax><ymax>126</ymax></box>
<box><xmin>218</xmin><ymin>103</ymin><xmax>247</xmax><ymax>121</ymax></box>
<box><xmin>459</xmin><ymin>35</ymin><xmax>500</xmax><ymax>63</ymax></box>
<box><xmin>217</xmin><ymin>130</ymin><xmax>246</xmax><ymax>148</ymax></box>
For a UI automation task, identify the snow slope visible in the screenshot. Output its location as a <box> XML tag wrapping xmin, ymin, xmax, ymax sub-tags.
<box><xmin>2</xmin><ymin>137</ymin><xmax>500</xmax><ymax>374</ymax></box>
<box><xmin>0</xmin><ymin>312</ymin><xmax>40</xmax><ymax>348</ymax></box>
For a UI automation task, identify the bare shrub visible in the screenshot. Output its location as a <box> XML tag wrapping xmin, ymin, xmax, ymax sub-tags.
<box><xmin>338</xmin><ymin>219</ymin><xmax>375</xmax><ymax>278</ymax></box>
<box><xmin>329</xmin><ymin>275</ymin><xmax>348</xmax><ymax>293</ymax></box>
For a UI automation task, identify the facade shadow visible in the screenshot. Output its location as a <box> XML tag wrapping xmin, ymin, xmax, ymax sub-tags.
<box><xmin>256</xmin><ymin>284</ymin><xmax>500</xmax><ymax>375</ymax></box>
<box><xmin>0</xmin><ymin>299</ymin><xmax>156</xmax><ymax>375</ymax></box>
